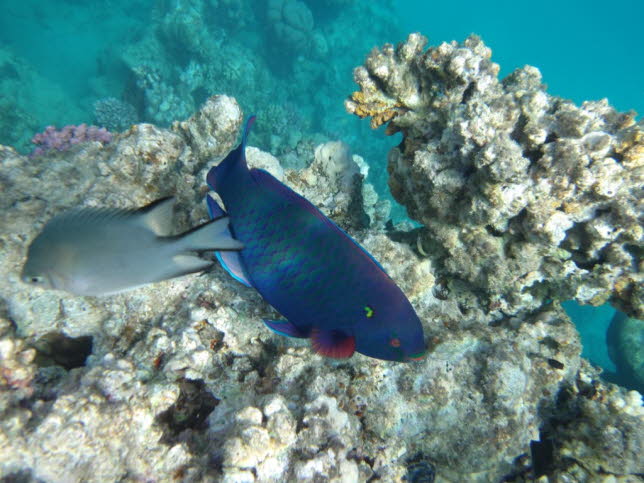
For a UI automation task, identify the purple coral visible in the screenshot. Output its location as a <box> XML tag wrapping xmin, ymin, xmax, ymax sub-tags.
<box><xmin>31</xmin><ymin>124</ymin><xmax>113</xmax><ymax>157</ymax></box>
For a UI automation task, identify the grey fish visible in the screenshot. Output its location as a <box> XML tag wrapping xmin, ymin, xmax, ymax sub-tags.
<box><xmin>22</xmin><ymin>197</ymin><xmax>243</xmax><ymax>296</ymax></box>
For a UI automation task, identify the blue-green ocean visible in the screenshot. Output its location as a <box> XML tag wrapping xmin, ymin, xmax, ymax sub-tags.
<box><xmin>1</xmin><ymin>0</ymin><xmax>641</xmax><ymax>389</ymax></box>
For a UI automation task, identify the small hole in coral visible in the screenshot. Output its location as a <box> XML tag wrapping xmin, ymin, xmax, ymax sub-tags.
<box><xmin>547</xmin><ymin>358</ymin><xmax>564</xmax><ymax>370</ymax></box>
<box><xmin>157</xmin><ymin>378</ymin><xmax>219</xmax><ymax>445</ymax></box>
<box><xmin>31</xmin><ymin>332</ymin><xmax>93</xmax><ymax>370</ymax></box>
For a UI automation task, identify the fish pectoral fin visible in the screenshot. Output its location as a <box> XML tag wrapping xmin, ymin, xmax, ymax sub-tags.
<box><xmin>205</xmin><ymin>195</ymin><xmax>252</xmax><ymax>286</ymax></box>
<box><xmin>206</xmin><ymin>194</ymin><xmax>227</xmax><ymax>219</ymax></box>
<box><xmin>311</xmin><ymin>329</ymin><xmax>356</xmax><ymax>359</ymax></box>
<box><xmin>216</xmin><ymin>251</ymin><xmax>253</xmax><ymax>287</ymax></box>
<box><xmin>263</xmin><ymin>319</ymin><xmax>309</xmax><ymax>338</ymax></box>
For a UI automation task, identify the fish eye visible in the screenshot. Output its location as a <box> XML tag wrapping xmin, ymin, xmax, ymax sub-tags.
<box><xmin>29</xmin><ymin>276</ymin><xmax>44</xmax><ymax>284</ymax></box>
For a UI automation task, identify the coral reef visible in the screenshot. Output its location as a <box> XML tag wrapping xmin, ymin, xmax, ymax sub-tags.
<box><xmin>347</xmin><ymin>33</ymin><xmax>644</xmax><ymax>320</ymax></box>
<box><xmin>536</xmin><ymin>361</ymin><xmax>643</xmax><ymax>479</ymax></box>
<box><xmin>0</xmin><ymin>324</ymin><xmax>36</xmax><ymax>414</ymax></box>
<box><xmin>93</xmin><ymin>97</ymin><xmax>138</xmax><ymax>132</ymax></box>
<box><xmin>130</xmin><ymin>63</ymin><xmax>195</xmax><ymax>127</ymax></box>
<box><xmin>267</xmin><ymin>0</ymin><xmax>315</xmax><ymax>51</ymax></box>
<box><xmin>283</xmin><ymin>140</ymin><xmax>390</xmax><ymax>230</ymax></box>
<box><xmin>0</xmin><ymin>45</ymin><xmax>84</xmax><ymax>153</ymax></box>
<box><xmin>30</xmin><ymin>124</ymin><xmax>113</xmax><ymax>157</ymax></box>
<box><xmin>113</xmin><ymin>0</ymin><xmax>401</xmax><ymax>184</ymax></box>
<box><xmin>172</xmin><ymin>95</ymin><xmax>243</xmax><ymax>164</ymax></box>
<box><xmin>0</xmin><ymin>96</ymin><xmax>641</xmax><ymax>481</ymax></box>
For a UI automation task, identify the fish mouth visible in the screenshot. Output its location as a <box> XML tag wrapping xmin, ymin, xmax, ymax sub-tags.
<box><xmin>405</xmin><ymin>350</ymin><xmax>427</xmax><ymax>361</ymax></box>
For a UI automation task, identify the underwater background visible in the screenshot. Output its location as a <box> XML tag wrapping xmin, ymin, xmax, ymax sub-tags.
<box><xmin>0</xmin><ymin>1</ymin><xmax>642</xmax><ymax>480</ymax></box>
<box><xmin>2</xmin><ymin>0</ymin><xmax>640</xmax><ymax>390</ymax></box>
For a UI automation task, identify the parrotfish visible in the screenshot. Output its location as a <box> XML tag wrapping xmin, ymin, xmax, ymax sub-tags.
<box><xmin>22</xmin><ymin>197</ymin><xmax>243</xmax><ymax>296</ymax></box>
<box><xmin>206</xmin><ymin>117</ymin><xmax>426</xmax><ymax>361</ymax></box>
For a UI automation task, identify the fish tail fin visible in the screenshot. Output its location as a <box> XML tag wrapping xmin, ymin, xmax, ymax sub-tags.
<box><xmin>206</xmin><ymin>115</ymin><xmax>256</xmax><ymax>191</ymax></box>
<box><xmin>176</xmin><ymin>217</ymin><xmax>244</xmax><ymax>252</ymax></box>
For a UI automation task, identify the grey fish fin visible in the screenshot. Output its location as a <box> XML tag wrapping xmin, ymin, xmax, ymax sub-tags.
<box><xmin>135</xmin><ymin>197</ymin><xmax>175</xmax><ymax>236</ymax></box>
<box><xmin>170</xmin><ymin>254</ymin><xmax>214</xmax><ymax>276</ymax></box>
<box><xmin>49</xmin><ymin>197</ymin><xmax>175</xmax><ymax>232</ymax></box>
<box><xmin>48</xmin><ymin>205</ymin><xmax>131</xmax><ymax>230</ymax></box>
<box><xmin>175</xmin><ymin>217</ymin><xmax>244</xmax><ymax>251</ymax></box>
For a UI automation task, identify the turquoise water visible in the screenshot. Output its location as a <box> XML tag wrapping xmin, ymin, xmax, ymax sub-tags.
<box><xmin>397</xmin><ymin>0</ymin><xmax>644</xmax><ymax>115</ymax></box>
<box><xmin>1</xmin><ymin>0</ymin><xmax>640</xmax><ymax>386</ymax></box>
<box><xmin>562</xmin><ymin>301</ymin><xmax>616</xmax><ymax>372</ymax></box>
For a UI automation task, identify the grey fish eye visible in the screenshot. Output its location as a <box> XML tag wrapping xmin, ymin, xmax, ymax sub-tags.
<box><xmin>29</xmin><ymin>276</ymin><xmax>44</xmax><ymax>284</ymax></box>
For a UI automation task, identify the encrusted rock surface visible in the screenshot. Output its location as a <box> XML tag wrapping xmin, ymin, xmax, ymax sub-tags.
<box><xmin>0</xmin><ymin>95</ymin><xmax>642</xmax><ymax>481</ymax></box>
<box><xmin>537</xmin><ymin>361</ymin><xmax>644</xmax><ymax>480</ymax></box>
<box><xmin>347</xmin><ymin>33</ymin><xmax>644</xmax><ymax>320</ymax></box>
<box><xmin>172</xmin><ymin>94</ymin><xmax>243</xmax><ymax>163</ymax></box>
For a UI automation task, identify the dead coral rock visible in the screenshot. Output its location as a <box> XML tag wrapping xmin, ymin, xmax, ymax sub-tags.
<box><xmin>0</xmin><ymin>353</ymin><xmax>187</xmax><ymax>482</ymax></box>
<box><xmin>541</xmin><ymin>362</ymin><xmax>644</xmax><ymax>479</ymax></box>
<box><xmin>172</xmin><ymin>95</ymin><xmax>243</xmax><ymax>163</ymax></box>
<box><xmin>354</xmin><ymin>304</ymin><xmax>582</xmax><ymax>479</ymax></box>
<box><xmin>221</xmin><ymin>398</ymin><xmax>296</xmax><ymax>481</ymax></box>
<box><xmin>283</xmin><ymin>140</ymin><xmax>387</xmax><ymax>231</ymax></box>
<box><xmin>348</xmin><ymin>33</ymin><xmax>644</xmax><ymax>318</ymax></box>
<box><xmin>0</xmin><ymin>335</ymin><xmax>36</xmax><ymax>410</ymax></box>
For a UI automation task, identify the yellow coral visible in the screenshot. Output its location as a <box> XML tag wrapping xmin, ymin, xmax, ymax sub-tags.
<box><xmin>346</xmin><ymin>90</ymin><xmax>404</xmax><ymax>130</ymax></box>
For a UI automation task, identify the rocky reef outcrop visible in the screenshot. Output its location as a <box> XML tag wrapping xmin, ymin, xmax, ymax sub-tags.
<box><xmin>347</xmin><ymin>33</ymin><xmax>643</xmax><ymax>321</ymax></box>
<box><xmin>0</xmin><ymin>90</ymin><xmax>642</xmax><ymax>481</ymax></box>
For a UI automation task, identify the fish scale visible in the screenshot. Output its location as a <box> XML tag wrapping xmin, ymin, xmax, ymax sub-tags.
<box><xmin>206</xmin><ymin>117</ymin><xmax>426</xmax><ymax>361</ymax></box>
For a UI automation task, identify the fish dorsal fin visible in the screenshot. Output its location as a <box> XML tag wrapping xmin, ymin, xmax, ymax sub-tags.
<box><xmin>46</xmin><ymin>198</ymin><xmax>174</xmax><ymax>235</ymax></box>
<box><xmin>135</xmin><ymin>197</ymin><xmax>175</xmax><ymax>236</ymax></box>
<box><xmin>206</xmin><ymin>116</ymin><xmax>256</xmax><ymax>191</ymax></box>
<box><xmin>241</xmin><ymin>115</ymin><xmax>256</xmax><ymax>151</ymax></box>
<box><xmin>311</xmin><ymin>329</ymin><xmax>356</xmax><ymax>359</ymax></box>
<box><xmin>48</xmin><ymin>205</ymin><xmax>132</xmax><ymax>231</ymax></box>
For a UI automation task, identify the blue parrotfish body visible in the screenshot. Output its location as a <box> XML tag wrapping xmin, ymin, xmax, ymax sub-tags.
<box><xmin>206</xmin><ymin>116</ymin><xmax>426</xmax><ymax>362</ymax></box>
